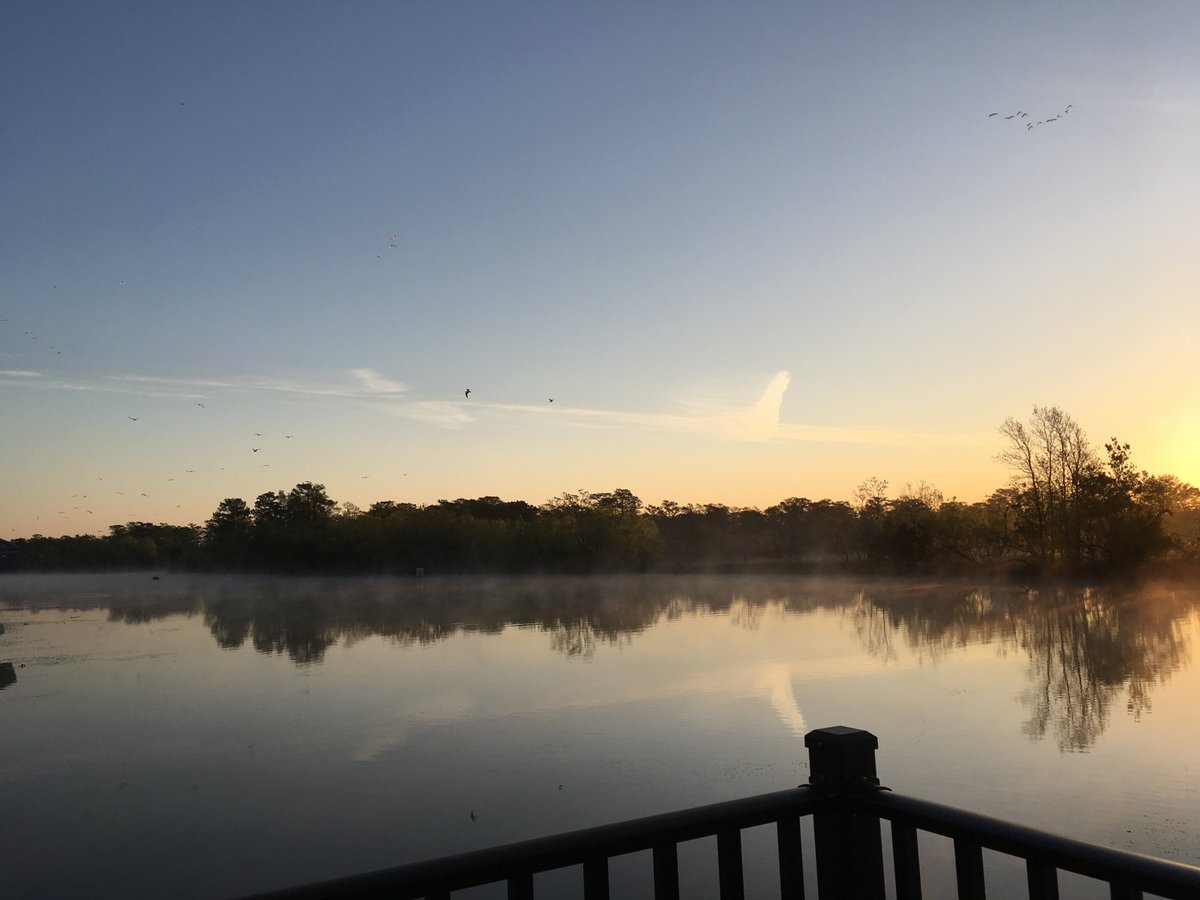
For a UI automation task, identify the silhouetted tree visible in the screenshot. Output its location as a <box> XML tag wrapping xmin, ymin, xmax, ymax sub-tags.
<box><xmin>286</xmin><ymin>482</ymin><xmax>336</xmax><ymax>529</ymax></box>
<box><xmin>1075</xmin><ymin>439</ymin><xmax>1171</xmax><ymax>571</ymax></box>
<box><xmin>204</xmin><ymin>498</ymin><xmax>253</xmax><ymax>567</ymax></box>
<box><xmin>999</xmin><ymin>406</ymin><xmax>1094</xmax><ymax>570</ymax></box>
<box><xmin>252</xmin><ymin>491</ymin><xmax>287</xmax><ymax>529</ymax></box>
<box><xmin>1153</xmin><ymin>475</ymin><xmax>1200</xmax><ymax>557</ymax></box>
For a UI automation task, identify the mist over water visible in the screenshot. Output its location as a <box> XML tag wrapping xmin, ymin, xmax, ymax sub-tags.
<box><xmin>2</xmin><ymin>573</ymin><xmax>1199</xmax><ymax>898</ymax></box>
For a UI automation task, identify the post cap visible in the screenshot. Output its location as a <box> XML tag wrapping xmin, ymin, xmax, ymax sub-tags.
<box><xmin>804</xmin><ymin>726</ymin><xmax>879</xmax><ymax>750</ymax></box>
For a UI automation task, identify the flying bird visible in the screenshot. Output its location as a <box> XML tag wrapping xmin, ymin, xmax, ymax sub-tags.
<box><xmin>252</xmin><ymin>448</ymin><xmax>259</xmax><ymax>453</ymax></box>
<box><xmin>197</xmin><ymin>403</ymin><xmax>205</xmax><ymax>408</ymax></box>
<box><xmin>128</xmin><ymin>416</ymin><xmax>139</xmax><ymax>421</ymax></box>
<box><xmin>464</xmin><ymin>388</ymin><xmax>471</xmax><ymax>398</ymax></box>
<box><xmin>1004</xmin><ymin>115</ymin><xmax>1014</xmax><ymax>120</ymax></box>
<box><xmin>988</xmin><ymin>112</ymin><xmax>998</xmax><ymax>117</ymax></box>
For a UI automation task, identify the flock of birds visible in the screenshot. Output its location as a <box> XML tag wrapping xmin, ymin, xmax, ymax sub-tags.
<box><xmin>0</xmin><ymin>319</ymin><xmax>64</xmax><ymax>359</ymax></box>
<box><xmin>989</xmin><ymin>104</ymin><xmax>1073</xmax><ymax>131</ymax></box>
<box><xmin>376</xmin><ymin>232</ymin><xmax>401</xmax><ymax>260</ymax></box>
<box><xmin>3</xmin><ymin>298</ymin><xmax>565</xmax><ymax>533</ymax></box>
<box><xmin>29</xmin><ymin>416</ymin><xmax>382</xmax><ymax>528</ymax></box>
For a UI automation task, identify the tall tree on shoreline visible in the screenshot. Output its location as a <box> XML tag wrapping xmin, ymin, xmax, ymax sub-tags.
<box><xmin>999</xmin><ymin>406</ymin><xmax>1094</xmax><ymax>569</ymax></box>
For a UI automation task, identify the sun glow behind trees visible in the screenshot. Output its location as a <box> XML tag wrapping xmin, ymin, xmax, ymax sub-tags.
<box><xmin>6</xmin><ymin>407</ymin><xmax>1197</xmax><ymax>577</ymax></box>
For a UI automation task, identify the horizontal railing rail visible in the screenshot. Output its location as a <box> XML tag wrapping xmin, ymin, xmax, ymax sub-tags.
<box><xmin>233</xmin><ymin>726</ymin><xmax>1200</xmax><ymax>900</ymax></box>
<box><xmin>864</xmin><ymin>789</ymin><xmax>1200</xmax><ymax>900</ymax></box>
<box><xmin>236</xmin><ymin>785</ymin><xmax>824</xmax><ymax>900</ymax></box>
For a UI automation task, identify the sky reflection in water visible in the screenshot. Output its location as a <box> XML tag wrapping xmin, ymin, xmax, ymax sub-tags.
<box><xmin>2</xmin><ymin>574</ymin><xmax>1199</xmax><ymax>899</ymax></box>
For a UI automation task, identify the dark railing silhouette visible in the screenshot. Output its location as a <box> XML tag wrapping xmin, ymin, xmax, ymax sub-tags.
<box><xmin>237</xmin><ymin>726</ymin><xmax>1200</xmax><ymax>900</ymax></box>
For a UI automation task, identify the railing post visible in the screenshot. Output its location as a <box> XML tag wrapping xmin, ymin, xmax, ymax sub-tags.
<box><xmin>805</xmin><ymin>726</ymin><xmax>886</xmax><ymax>900</ymax></box>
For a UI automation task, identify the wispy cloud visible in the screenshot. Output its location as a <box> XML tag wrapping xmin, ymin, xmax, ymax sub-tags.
<box><xmin>113</xmin><ymin>375</ymin><xmax>237</xmax><ymax>390</ymax></box>
<box><xmin>389</xmin><ymin>369</ymin><xmax>992</xmax><ymax>445</ymax></box>
<box><xmin>1</xmin><ymin>371</ymin><xmax>210</xmax><ymax>398</ymax></box>
<box><xmin>112</xmin><ymin>373</ymin><xmax>344</xmax><ymax>398</ymax></box>
<box><xmin>744</xmin><ymin>370</ymin><xmax>791</xmax><ymax>439</ymax></box>
<box><xmin>1</xmin><ymin>365</ymin><xmax>991</xmax><ymax>446</ymax></box>
<box><xmin>351</xmin><ymin>368</ymin><xmax>408</xmax><ymax>395</ymax></box>
<box><xmin>480</xmin><ymin>371</ymin><xmax>991</xmax><ymax>447</ymax></box>
<box><xmin>383</xmin><ymin>400</ymin><xmax>473</xmax><ymax>427</ymax></box>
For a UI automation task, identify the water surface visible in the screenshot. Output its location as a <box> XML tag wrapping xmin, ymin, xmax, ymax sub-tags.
<box><xmin>2</xmin><ymin>573</ymin><xmax>1198</xmax><ymax>898</ymax></box>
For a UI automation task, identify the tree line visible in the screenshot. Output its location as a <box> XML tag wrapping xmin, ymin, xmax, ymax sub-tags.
<box><xmin>6</xmin><ymin>407</ymin><xmax>1199</xmax><ymax>576</ymax></box>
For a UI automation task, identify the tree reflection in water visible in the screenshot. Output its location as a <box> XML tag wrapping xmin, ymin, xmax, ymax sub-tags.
<box><xmin>1014</xmin><ymin>589</ymin><xmax>1189</xmax><ymax>750</ymax></box>
<box><xmin>846</xmin><ymin>583</ymin><xmax>1194</xmax><ymax>751</ymax></box>
<box><xmin>8</xmin><ymin>573</ymin><xmax>1195</xmax><ymax>748</ymax></box>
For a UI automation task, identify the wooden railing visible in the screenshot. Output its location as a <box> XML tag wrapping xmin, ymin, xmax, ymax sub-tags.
<box><xmin>236</xmin><ymin>726</ymin><xmax>1200</xmax><ymax>899</ymax></box>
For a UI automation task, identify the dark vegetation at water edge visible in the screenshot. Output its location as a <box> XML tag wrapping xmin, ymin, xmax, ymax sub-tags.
<box><xmin>5</xmin><ymin>407</ymin><xmax>1200</xmax><ymax>577</ymax></box>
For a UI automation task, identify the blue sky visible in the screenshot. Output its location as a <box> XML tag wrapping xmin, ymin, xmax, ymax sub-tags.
<box><xmin>3</xmin><ymin>2</ymin><xmax>1199</xmax><ymax>537</ymax></box>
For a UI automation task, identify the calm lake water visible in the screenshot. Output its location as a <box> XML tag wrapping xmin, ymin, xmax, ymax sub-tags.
<box><xmin>2</xmin><ymin>573</ymin><xmax>1199</xmax><ymax>899</ymax></box>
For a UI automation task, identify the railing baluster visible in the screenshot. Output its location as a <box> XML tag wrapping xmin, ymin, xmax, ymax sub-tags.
<box><xmin>717</xmin><ymin>828</ymin><xmax>744</xmax><ymax>900</ymax></box>
<box><xmin>891</xmin><ymin>820</ymin><xmax>922</xmax><ymax>900</ymax></box>
<box><xmin>507</xmin><ymin>871</ymin><xmax>534</xmax><ymax>900</ymax></box>
<box><xmin>583</xmin><ymin>855</ymin><xmax>610</xmax><ymax>900</ymax></box>
<box><xmin>653</xmin><ymin>842</ymin><xmax>680</xmax><ymax>900</ymax></box>
<box><xmin>776</xmin><ymin>814</ymin><xmax>805</xmax><ymax>899</ymax></box>
<box><xmin>1026</xmin><ymin>858</ymin><xmax>1059</xmax><ymax>900</ymax></box>
<box><xmin>954</xmin><ymin>838</ymin><xmax>986</xmax><ymax>899</ymax></box>
<box><xmin>1109</xmin><ymin>885</ymin><xmax>1143</xmax><ymax>900</ymax></box>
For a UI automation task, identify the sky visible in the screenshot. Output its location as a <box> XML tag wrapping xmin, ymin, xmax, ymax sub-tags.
<box><xmin>2</xmin><ymin>1</ymin><xmax>1199</xmax><ymax>538</ymax></box>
